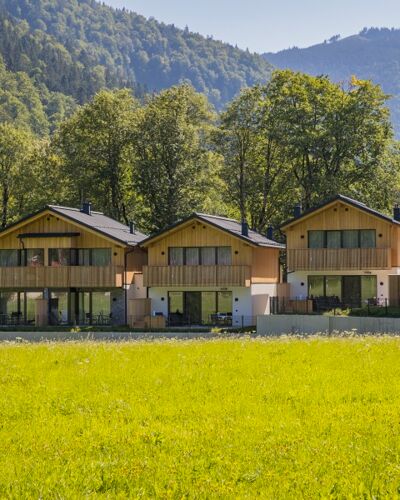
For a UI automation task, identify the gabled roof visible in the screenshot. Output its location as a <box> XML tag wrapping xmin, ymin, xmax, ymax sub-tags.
<box><xmin>280</xmin><ymin>194</ymin><xmax>400</xmax><ymax>230</ymax></box>
<box><xmin>140</xmin><ymin>212</ymin><xmax>285</xmax><ymax>249</ymax></box>
<box><xmin>0</xmin><ymin>205</ymin><xmax>147</xmax><ymax>246</ymax></box>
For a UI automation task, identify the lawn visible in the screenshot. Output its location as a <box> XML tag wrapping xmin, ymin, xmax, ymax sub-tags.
<box><xmin>1</xmin><ymin>337</ymin><xmax>400</xmax><ymax>498</ymax></box>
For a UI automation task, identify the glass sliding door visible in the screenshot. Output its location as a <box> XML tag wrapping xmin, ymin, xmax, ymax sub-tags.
<box><xmin>92</xmin><ymin>292</ymin><xmax>111</xmax><ymax>324</ymax></box>
<box><xmin>201</xmin><ymin>291</ymin><xmax>217</xmax><ymax>324</ymax></box>
<box><xmin>361</xmin><ymin>276</ymin><xmax>377</xmax><ymax>304</ymax></box>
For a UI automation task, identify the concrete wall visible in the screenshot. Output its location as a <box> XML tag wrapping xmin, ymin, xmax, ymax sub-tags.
<box><xmin>257</xmin><ymin>314</ymin><xmax>400</xmax><ymax>335</ymax></box>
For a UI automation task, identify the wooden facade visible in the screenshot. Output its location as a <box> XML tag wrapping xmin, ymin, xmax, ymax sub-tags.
<box><xmin>143</xmin><ymin>265</ymin><xmax>251</xmax><ymax>287</ymax></box>
<box><xmin>284</xmin><ymin>200</ymin><xmax>395</xmax><ymax>272</ymax></box>
<box><xmin>0</xmin><ymin>210</ymin><xmax>143</xmax><ymax>289</ymax></box>
<box><xmin>143</xmin><ymin>219</ymin><xmax>281</xmax><ymax>286</ymax></box>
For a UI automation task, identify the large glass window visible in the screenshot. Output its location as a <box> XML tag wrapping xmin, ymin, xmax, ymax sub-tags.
<box><xmin>169</xmin><ymin>292</ymin><xmax>184</xmax><ymax>315</ymax></box>
<box><xmin>50</xmin><ymin>291</ymin><xmax>69</xmax><ymax>324</ymax></box>
<box><xmin>0</xmin><ymin>292</ymin><xmax>19</xmax><ymax>322</ymax></box>
<box><xmin>0</xmin><ymin>250</ymin><xmax>19</xmax><ymax>267</ymax></box>
<box><xmin>169</xmin><ymin>248</ymin><xmax>184</xmax><ymax>266</ymax></box>
<box><xmin>25</xmin><ymin>249</ymin><xmax>44</xmax><ymax>267</ymax></box>
<box><xmin>92</xmin><ymin>292</ymin><xmax>111</xmax><ymax>322</ymax></box>
<box><xmin>217</xmin><ymin>291</ymin><xmax>232</xmax><ymax>314</ymax></box>
<box><xmin>201</xmin><ymin>247</ymin><xmax>216</xmax><ymax>265</ymax></box>
<box><xmin>326</xmin><ymin>276</ymin><xmax>342</xmax><ymax>299</ymax></box>
<box><xmin>185</xmin><ymin>248</ymin><xmax>200</xmax><ymax>266</ymax></box>
<box><xmin>360</xmin><ymin>230</ymin><xmax>376</xmax><ymax>248</ymax></box>
<box><xmin>201</xmin><ymin>291</ymin><xmax>217</xmax><ymax>323</ymax></box>
<box><xmin>217</xmin><ymin>247</ymin><xmax>232</xmax><ymax>265</ymax></box>
<box><xmin>308</xmin><ymin>276</ymin><xmax>325</xmax><ymax>297</ymax></box>
<box><xmin>78</xmin><ymin>249</ymin><xmax>90</xmax><ymax>266</ymax></box>
<box><xmin>49</xmin><ymin>249</ymin><xmax>71</xmax><ymax>267</ymax></box>
<box><xmin>361</xmin><ymin>276</ymin><xmax>377</xmax><ymax>304</ymax></box>
<box><xmin>26</xmin><ymin>292</ymin><xmax>43</xmax><ymax>324</ymax></box>
<box><xmin>342</xmin><ymin>230</ymin><xmax>359</xmax><ymax>248</ymax></box>
<box><xmin>326</xmin><ymin>231</ymin><xmax>341</xmax><ymax>249</ymax></box>
<box><xmin>309</xmin><ymin>231</ymin><xmax>325</xmax><ymax>248</ymax></box>
<box><xmin>91</xmin><ymin>249</ymin><xmax>111</xmax><ymax>266</ymax></box>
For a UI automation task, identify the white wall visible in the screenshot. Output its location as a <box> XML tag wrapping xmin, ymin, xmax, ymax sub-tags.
<box><xmin>251</xmin><ymin>283</ymin><xmax>278</xmax><ymax>315</ymax></box>
<box><xmin>288</xmin><ymin>270</ymin><xmax>393</xmax><ymax>301</ymax></box>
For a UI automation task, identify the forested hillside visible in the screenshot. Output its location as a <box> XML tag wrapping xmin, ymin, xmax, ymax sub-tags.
<box><xmin>0</xmin><ymin>0</ymin><xmax>272</xmax><ymax>110</ymax></box>
<box><xmin>265</xmin><ymin>28</ymin><xmax>400</xmax><ymax>135</ymax></box>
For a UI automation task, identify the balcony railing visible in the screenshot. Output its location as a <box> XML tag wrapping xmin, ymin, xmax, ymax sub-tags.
<box><xmin>143</xmin><ymin>265</ymin><xmax>251</xmax><ymax>287</ymax></box>
<box><xmin>287</xmin><ymin>248</ymin><xmax>391</xmax><ymax>271</ymax></box>
<box><xmin>0</xmin><ymin>266</ymin><xmax>124</xmax><ymax>288</ymax></box>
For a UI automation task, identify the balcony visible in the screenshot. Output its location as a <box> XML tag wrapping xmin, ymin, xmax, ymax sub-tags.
<box><xmin>143</xmin><ymin>265</ymin><xmax>251</xmax><ymax>287</ymax></box>
<box><xmin>0</xmin><ymin>266</ymin><xmax>124</xmax><ymax>289</ymax></box>
<box><xmin>287</xmin><ymin>248</ymin><xmax>391</xmax><ymax>271</ymax></box>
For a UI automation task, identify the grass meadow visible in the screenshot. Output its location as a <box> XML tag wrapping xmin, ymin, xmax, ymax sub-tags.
<box><xmin>1</xmin><ymin>337</ymin><xmax>400</xmax><ymax>498</ymax></box>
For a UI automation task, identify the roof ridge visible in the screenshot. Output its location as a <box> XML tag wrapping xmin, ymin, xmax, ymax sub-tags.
<box><xmin>195</xmin><ymin>212</ymin><xmax>239</xmax><ymax>223</ymax></box>
<box><xmin>48</xmin><ymin>204</ymin><xmax>104</xmax><ymax>215</ymax></box>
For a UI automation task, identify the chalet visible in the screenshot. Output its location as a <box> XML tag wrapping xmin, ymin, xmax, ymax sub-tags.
<box><xmin>0</xmin><ymin>202</ymin><xmax>147</xmax><ymax>326</ymax></box>
<box><xmin>138</xmin><ymin>213</ymin><xmax>284</xmax><ymax>327</ymax></box>
<box><xmin>281</xmin><ymin>195</ymin><xmax>400</xmax><ymax>311</ymax></box>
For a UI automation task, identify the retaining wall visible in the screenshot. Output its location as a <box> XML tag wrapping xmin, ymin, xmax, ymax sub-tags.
<box><xmin>257</xmin><ymin>315</ymin><xmax>400</xmax><ymax>335</ymax></box>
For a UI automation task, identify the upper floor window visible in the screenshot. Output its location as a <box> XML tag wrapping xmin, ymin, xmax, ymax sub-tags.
<box><xmin>48</xmin><ymin>248</ymin><xmax>112</xmax><ymax>267</ymax></box>
<box><xmin>49</xmin><ymin>249</ymin><xmax>72</xmax><ymax>267</ymax></box>
<box><xmin>24</xmin><ymin>249</ymin><xmax>44</xmax><ymax>267</ymax></box>
<box><xmin>0</xmin><ymin>250</ymin><xmax>19</xmax><ymax>267</ymax></box>
<box><xmin>308</xmin><ymin>230</ymin><xmax>376</xmax><ymax>249</ymax></box>
<box><xmin>169</xmin><ymin>247</ymin><xmax>232</xmax><ymax>266</ymax></box>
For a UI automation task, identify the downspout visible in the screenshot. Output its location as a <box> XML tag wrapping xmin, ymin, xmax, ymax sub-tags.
<box><xmin>124</xmin><ymin>246</ymin><xmax>136</xmax><ymax>326</ymax></box>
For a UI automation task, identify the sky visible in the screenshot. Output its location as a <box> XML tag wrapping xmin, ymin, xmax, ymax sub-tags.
<box><xmin>103</xmin><ymin>0</ymin><xmax>400</xmax><ymax>53</ymax></box>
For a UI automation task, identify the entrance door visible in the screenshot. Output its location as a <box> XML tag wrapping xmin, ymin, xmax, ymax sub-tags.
<box><xmin>185</xmin><ymin>292</ymin><xmax>202</xmax><ymax>325</ymax></box>
<box><xmin>342</xmin><ymin>276</ymin><xmax>361</xmax><ymax>308</ymax></box>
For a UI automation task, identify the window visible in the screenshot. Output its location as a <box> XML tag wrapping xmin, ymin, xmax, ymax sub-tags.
<box><xmin>185</xmin><ymin>248</ymin><xmax>200</xmax><ymax>266</ymax></box>
<box><xmin>201</xmin><ymin>247</ymin><xmax>216</xmax><ymax>265</ymax></box>
<box><xmin>308</xmin><ymin>231</ymin><xmax>325</xmax><ymax>248</ymax></box>
<box><xmin>326</xmin><ymin>231</ymin><xmax>341</xmax><ymax>249</ymax></box>
<box><xmin>308</xmin><ymin>230</ymin><xmax>376</xmax><ymax>249</ymax></box>
<box><xmin>308</xmin><ymin>276</ymin><xmax>325</xmax><ymax>297</ymax></box>
<box><xmin>0</xmin><ymin>250</ymin><xmax>19</xmax><ymax>267</ymax></box>
<box><xmin>169</xmin><ymin>292</ymin><xmax>184</xmax><ymax>315</ymax></box>
<box><xmin>326</xmin><ymin>276</ymin><xmax>342</xmax><ymax>299</ymax></box>
<box><xmin>201</xmin><ymin>291</ymin><xmax>217</xmax><ymax>323</ymax></box>
<box><xmin>360</xmin><ymin>230</ymin><xmax>376</xmax><ymax>248</ymax></box>
<box><xmin>217</xmin><ymin>247</ymin><xmax>232</xmax><ymax>265</ymax></box>
<box><xmin>92</xmin><ymin>292</ymin><xmax>111</xmax><ymax>319</ymax></box>
<box><xmin>91</xmin><ymin>249</ymin><xmax>111</xmax><ymax>266</ymax></box>
<box><xmin>169</xmin><ymin>248</ymin><xmax>184</xmax><ymax>266</ymax></box>
<box><xmin>49</xmin><ymin>249</ymin><xmax>71</xmax><ymax>267</ymax></box>
<box><xmin>342</xmin><ymin>230</ymin><xmax>359</xmax><ymax>248</ymax></box>
<box><xmin>217</xmin><ymin>291</ymin><xmax>233</xmax><ymax>314</ymax></box>
<box><xmin>78</xmin><ymin>249</ymin><xmax>91</xmax><ymax>266</ymax></box>
<box><xmin>361</xmin><ymin>276</ymin><xmax>377</xmax><ymax>303</ymax></box>
<box><xmin>24</xmin><ymin>249</ymin><xmax>44</xmax><ymax>267</ymax></box>
<box><xmin>169</xmin><ymin>247</ymin><xmax>232</xmax><ymax>265</ymax></box>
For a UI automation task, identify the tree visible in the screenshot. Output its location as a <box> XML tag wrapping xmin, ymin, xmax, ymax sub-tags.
<box><xmin>132</xmin><ymin>84</ymin><xmax>217</xmax><ymax>232</ymax></box>
<box><xmin>215</xmin><ymin>86</ymin><xmax>293</xmax><ymax>233</ymax></box>
<box><xmin>0</xmin><ymin>123</ymin><xmax>36</xmax><ymax>228</ymax></box>
<box><xmin>56</xmin><ymin>89</ymin><xmax>140</xmax><ymax>222</ymax></box>
<box><xmin>265</xmin><ymin>71</ymin><xmax>393</xmax><ymax>209</ymax></box>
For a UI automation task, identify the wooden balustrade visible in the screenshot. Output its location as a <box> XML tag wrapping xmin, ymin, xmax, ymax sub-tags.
<box><xmin>287</xmin><ymin>248</ymin><xmax>391</xmax><ymax>271</ymax></box>
<box><xmin>0</xmin><ymin>266</ymin><xmax>124</xmax><ymax>288</ymax></box>
<box><xmin>143</xmin><ymin>265</ymin><xmax>251</xmax><ymax>287</ymax></box>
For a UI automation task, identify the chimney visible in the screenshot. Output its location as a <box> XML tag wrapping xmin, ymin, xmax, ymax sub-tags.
<box><xmin>81</xmin><ymin>201</ymin><xmax>92</xmax><ymax>216</ymax></box>
<box><xmin>241</xmin><ymin>220</ymin><xmax>249</xmax><ymax>237</ymax></box>
<box><xmin>394</xmin><ymin>204</ymin><xmax>400</xmax><ymax>222</ymax></box>
<box><xmin>129</xmin><ymin>221</ymin><xmax>136</xmax><ymax>234</ymax></box>
<box><xmin>293</xmin><ymin>204</ymin><xmax>302</xmax><ymax>218</ymax></box>
<box><xmin>266</xmin><ymin>226</ymin><xmax>274</xmax><ymax>240</ymax></box>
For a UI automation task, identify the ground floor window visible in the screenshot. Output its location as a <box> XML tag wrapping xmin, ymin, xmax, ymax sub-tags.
<box><xmin>0</xmin><ymin>291</ymin><xmax>43</xmax><ymax>324</ymax></box>
<box><xmin>308</xmin><ymin>275</ymin><xmax>377</xmax><ymax>307</ymax></box>
<box><xmin>168</xmin><ymin>291</ymin><xmax>233</xmax><ymax>325</ymax></box>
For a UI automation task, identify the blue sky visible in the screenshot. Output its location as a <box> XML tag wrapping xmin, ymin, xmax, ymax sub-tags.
<box><xmin>104</xmin><ymin>0</ymin><xmax>400</xmax><ymax>53</ymax></box>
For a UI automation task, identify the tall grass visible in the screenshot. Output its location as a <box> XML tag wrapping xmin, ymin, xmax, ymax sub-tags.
<box><xmin>1</xmin><ymin>337</ymin><xmax>400</xmax><ymax>497</ymax></box>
